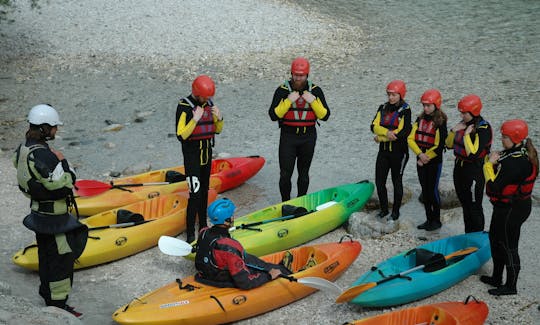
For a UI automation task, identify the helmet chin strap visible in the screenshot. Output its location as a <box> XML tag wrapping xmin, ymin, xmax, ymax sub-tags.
<box><xmin>39</xmin><ymin>125</ymin><xmax>55</xmax><ymax>141</ymax></box>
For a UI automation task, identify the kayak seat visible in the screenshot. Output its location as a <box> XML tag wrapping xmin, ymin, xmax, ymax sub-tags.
<box><xmin>413</xmin><ymin>248</ymin><xmax>446</xmax><ymax>272</ymax></box>
<box><xmin>165</xmin><ymin>170</ymin><xmax>186</xmax><ymax>183</ymax></box>
<box><xmin>280</xmin><ymin>250</ymin><xmax>294</xmax><ymax>272</ymax></box>
<box><xmin>116</xmin><ymin>209</ymin><xmax>144</xmax><ymax>224</ymax></box>
<box><xmin>281</xmin><ymin>204</ymin><xmax>308</xmax><ymax>217</ymax></box>
<box><xmin>280</xmin><ymin>247</ymin><xmax>318</xmax><ymax>273</ymax></box>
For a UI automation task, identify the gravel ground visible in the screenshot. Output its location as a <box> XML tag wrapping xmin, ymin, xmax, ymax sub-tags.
<box><xmin>1</xmin><ymin>0</ymin><xmax>539</xmax><ymax>324</ymax></box>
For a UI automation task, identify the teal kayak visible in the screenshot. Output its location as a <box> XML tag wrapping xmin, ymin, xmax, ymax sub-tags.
<box><xmin>186</xmin><ymin>181</ymin><xmax>374</xmax><ymax>260</ymax></box>
<box><xmin>342</xmin><ymin>231</ymin><xmax>490</xmax><ymax>307</ymax></box>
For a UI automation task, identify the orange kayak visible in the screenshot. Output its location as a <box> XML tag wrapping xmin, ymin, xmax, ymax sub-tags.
<box><xmin>345</xmin><ymin>296</ymin><xmax>488</xmax><ymax>325</ymax></box>
<box><xmin>112</xmin><ymin>240</ymin><xmax>362</xmax><ymax>325</ymax></box>
<box><xmin>74</xmin><ymin>156</ymin><xmax>265</xmax><ymax>216</ymax></box>
<box><xmin>13</xmin><ymin>190</ymin><xmax>217</xmax><ymax>270</ymax></box>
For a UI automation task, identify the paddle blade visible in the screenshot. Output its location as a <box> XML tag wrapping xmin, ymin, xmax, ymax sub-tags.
<box><xmin>298</xmin><ymin>277</ymin><xmax>342</xmax><ymax>295</ymax></box>
<box><xmin>158</xmin><ymin>236</ymin><xmax>193</xmax><ymax>256</ymax></box>
<box><xmin>335</xmin><ymin>282</ymin><xmax>376</xmax><ymax>303</ymax></box>
<box><xmin>444</xmin><ymin>246</ymin><xmax>478</xmax><ymax>260</ymax></box>
<box><xmin>74</xmin><ymin>180</ymin><xmax>112</xmax><ymax>197</ymax></box>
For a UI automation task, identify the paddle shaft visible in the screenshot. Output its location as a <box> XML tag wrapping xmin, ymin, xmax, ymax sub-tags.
<box><xmin>88</xmin><ymin>219</ymin><xmax>154</xmax><ymax>231</ymax></box>
<box><xmin>335</xmin><ymin>247</ymin><xmax>479</xmax><ymax>303</ymax></box>
<box><xmin>229</xmin><ymin>201</ymin><xmax>337</xmax><ymax>231</ymax></box>
<box><xmin>230</xmin><ymin>212</ymin><xmax>311</xmax><ymax>231</ymax></box>
<box><xmin>245</xmin><ymin>263</ymin><xmax>296</xmax><ymax>282</ymax></box>
<box><xmin>374</xmin><ymin>247</ymin><xmax>478</xmax><ymax>285</ymax></box>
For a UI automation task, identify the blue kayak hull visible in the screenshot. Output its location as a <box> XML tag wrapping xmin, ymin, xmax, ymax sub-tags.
<box><xmin>349</xmin><ymin>231</ymin><xmax>491</xmax><ymax>307</ymax></box>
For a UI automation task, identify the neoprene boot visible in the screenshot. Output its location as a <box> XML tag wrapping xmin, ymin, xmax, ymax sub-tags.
<box><xmin>480</xmin><ymin>263</ymin><xmax>503</xmax><ymax>287</ymax></box>
<box><xmin>488</xmin><ymin>265</ymin><xmax>519</xmax><ymax>296</ymax></box>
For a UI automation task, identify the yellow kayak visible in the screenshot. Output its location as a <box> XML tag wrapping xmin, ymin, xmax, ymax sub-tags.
<box><xmin>12</xmin><ymin>190</ymin><xmax>217</xmax><ymax>270</ymax></box>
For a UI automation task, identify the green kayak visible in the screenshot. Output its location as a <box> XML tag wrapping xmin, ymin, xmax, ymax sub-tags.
<box><xmin>186</xmin><ymin>181</ymin><xmax>373</xmax><ymax>260</ymax></box>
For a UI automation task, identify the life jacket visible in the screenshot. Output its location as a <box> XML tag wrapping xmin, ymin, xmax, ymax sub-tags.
<box><xmin>487</xmin><ymin>151</ymin><xmax>537</xmax><ymax>203</ymax></box>
<box><xmin>379</xmin><ymin>103</ymin><xmax>408</xmax><ymax>131</ymax></box>
<box><xmin>15</xmin><ymin>143</ymin><xmax>71</xmax><ymax>214</ymax></box>
<box><xmin>414</xmin><ymin>117</ymin><xmax>437</xmax><ymax>149</ymax></box>
<box><xmin>195</xmin><ymin>228</ymin><xmax>242</xmax><ymax>283</ymax></box>
<box><xmin>282</xmin><ymin>81</ymin><xmax>317</xmax><ymax>127</ymax></box>
<box><xmin>16</xmin><ymin>143</ymin><xmax>46</xmax><ymax>199</ymax></box>
<box><xmin>453</xmin><ymin>120</ymin><xmax>491</xmax><ymax>162</ymax></box>
<box><xmin>184</xmin><ymin>97</ymin><xmax>216</xmax><ymax>141</ymax></box>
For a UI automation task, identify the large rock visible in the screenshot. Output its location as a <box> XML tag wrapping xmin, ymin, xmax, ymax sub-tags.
<box><xmin>0</xmin><ymin>295</ymin><xmax>82</xmax><ymax>325</ymax></box>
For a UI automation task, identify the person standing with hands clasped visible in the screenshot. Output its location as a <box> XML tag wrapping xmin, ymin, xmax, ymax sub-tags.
<box><xmin>13</xmin><ymin>104</ymin><xmax>88</xmax><ymax>318</ymax></box>
<box><xmin>371</xmin><ymin>80</ymin><xmax>412</xmax><ymax>221</ymax></box>
<box><xmin>176</xmin><ymin>75</ymin><xmax>224</xmax><ymax>243</ymax></box>
<box><xmin>408</xmin><ymin>89</ymin><xmax>448</xmax><ymax>231</ymax></box>
<box><xmin>481</xmin><ymin>119</ymin><xmax>537</xmax><ymax>296</ymax></box>
<box><xmin>195</xmin><ymin>198</ymin><xmax>291</xmax><ymax>289</ymax></box>
<box><xmin>269</xmin><ymin>57</ymin><xmax>330</xmax><ymax>202</ymax></box>
<box><xmin>445</xmin><ymin>94</ymin><xmax>492</xmax><ymax>233</ymax></box>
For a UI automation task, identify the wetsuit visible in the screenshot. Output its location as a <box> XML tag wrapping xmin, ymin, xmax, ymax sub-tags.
<box><xmin>194</xmin><ymin>226</ymin><xmax>290</xmax><ymax>289</ymax></box>
<box><xmin>371</xmin><ymin>101</ymin><xmax>412</xmax><ymax>219</ymax></box>
<box><xmin>176</xmin><ymin>95</ymin><xmax>224</xmax><ymax>240</ymax></box>
<box><xmin>483</xmin><ymin>146</ymin><xmax>536</xmax><ymax>293</ymax></box>
<box><xmin>269</xmin><ymin>80</ymin><xmax>330</xmax><ymax>201</ymax></box>
<box><xmin>13</xmin><ymin>139</ymin><xmax>87</xmax><ymax>309</ymax></box>
<box><xmin>446</xmin><ymin>116</ymin><xmax>492</xmax><ymax>233</ymax></box>
<box><xmin>408</xmin><ymin>114</ymin><xmax>447</xmax><ymax>228</ymax></box>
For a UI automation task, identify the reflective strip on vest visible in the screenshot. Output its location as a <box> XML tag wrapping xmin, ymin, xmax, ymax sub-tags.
<box><xmin>283</xmin><ymin>81</ymin><xmax>316</xmax><ymax>127</ymax></box>
<box><xmin>16</xmin><ymin>144</ymin><xmax>69</xmax><ymax>214</ymax></box>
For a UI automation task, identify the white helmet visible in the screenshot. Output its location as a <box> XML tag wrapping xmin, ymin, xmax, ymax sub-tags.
<box><xmin>27</xmin><ymin>104</ymin><xmax>63</xmax><ymax>126</ymax></box>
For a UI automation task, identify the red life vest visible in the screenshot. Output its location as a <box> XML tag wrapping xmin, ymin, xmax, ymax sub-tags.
<box><xmin>414</xmin><ymin>118</ymin><xmax>437</xmax><ymax>149</ymax></box>
<box><xmin>487</xmin><ymin>152</ymin><xmax>537</xmax><ymax>203</ymax></box>
<box><xmin>379</xmin><ymin>103</ymin><xmax>408</xmax><ymax>131</ymax></box>
<box><xmin>184</xmin><ymin>97</ymin><xmax>216</xmax><ymax>141</ymax></box>
<box><xmin>282</xmin><ymin>81</ymin><xmax>317</xmax><ymax>127</ymax></box>
<box><xmin>453</xmin><ymin>122</ymin><xmax>491</xmax><ymax>161</ymax></box>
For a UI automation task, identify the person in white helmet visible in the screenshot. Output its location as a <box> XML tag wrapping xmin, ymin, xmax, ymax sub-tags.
<box><xmin>13</xmin><ymin>104</ymin><xmax>87</xmax><ymax>318</ymax></box>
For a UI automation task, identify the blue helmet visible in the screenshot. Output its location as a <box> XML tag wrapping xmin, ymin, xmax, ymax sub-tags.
<box><xmin>208</xmin><ymin>198</ymin><xmax>236</xmax><ymax>225</ymax></box>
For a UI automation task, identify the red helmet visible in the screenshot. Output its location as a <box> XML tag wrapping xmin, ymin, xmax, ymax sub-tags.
<box><xmin>386</xmin><ymin>80</ymin><xmax>406</xmax><ymax>99</ymax></box>
<box><xmin>420</xmin><ymin>89</ymin><xmax>442</xmax><ymax>109</ymax></box>
<box><xmin>457</xmin><ymin>94</ymin><xmax>482</xmax><ymax>116</ymax></box>
<box><xmin>192</xmin><ymin>75</ymin><xmax>215</xmax><ymax>97</ymax></box>
<box><xmin>501</xmin><ymin>119</ymin><xmax>528</xmax><ymax>144</ymax></box>
<box><xmin>291</xmin><ymin>57</ymin><xmax>310</xmax><ymax>75</ymax></box>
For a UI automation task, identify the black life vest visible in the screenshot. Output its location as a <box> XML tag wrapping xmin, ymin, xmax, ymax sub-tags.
<box><xmin>486</xmin><ymin>150</ymin><xmax>537</xmax><ymax>203</ymax></box>
<box><xmin>195</xmin><ymin>228</ymin><xmax>241</xmax><ymax>283</ymax></box>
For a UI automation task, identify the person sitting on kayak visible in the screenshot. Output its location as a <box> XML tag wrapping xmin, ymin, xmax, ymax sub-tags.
<box><xmin>194</xmin><ymin>198</ymin><xmax>291</xmax><ymax>289</ymax></box>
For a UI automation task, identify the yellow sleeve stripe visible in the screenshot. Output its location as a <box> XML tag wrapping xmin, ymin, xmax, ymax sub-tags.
<box><xmin>483</xmin><ymin>160</ymin><xmax>497</xmax><ymax>182</ymax></box>
<box><xmin>176</xmin><ymin>112</ymin><xmax>197</xmax><ymax>140</ymax></box>
<box><xmin>274</xmin><ymin>98</ymin><xmax>292</xmax><ymax>118</ymax></box>
<box><xmin>464</xmin><ymin>133</ymin><xmax>479</xmax><ymax>155</ymax></box>
<box><xmin>310</xmin><ymin>98</ymin><xmax>327</xmax><ymax>119</ymax></box>
<box><xmin>372</xmin><ymin>112</ymin><xmax>389</xmax><ymax>136</ymax></box>
<box><xmin>407</xmin><ymin>123</ymin><xmax>422</xmax><ymax>155</ymax></box>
